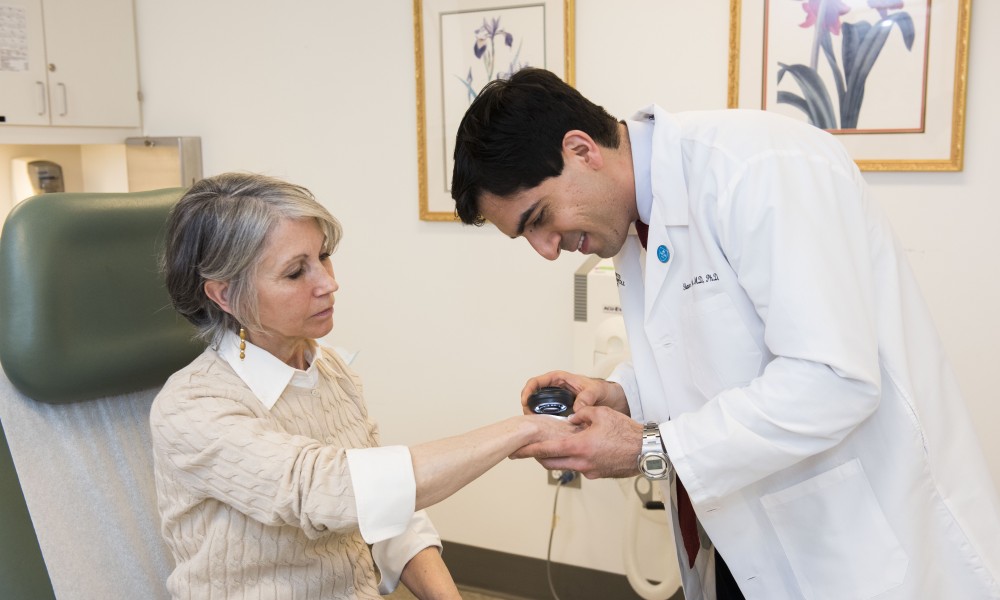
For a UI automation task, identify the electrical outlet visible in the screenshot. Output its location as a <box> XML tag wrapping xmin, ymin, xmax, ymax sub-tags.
<box><xmin>547</xmin><ymin>469</ymin><xmax>581</xmax><ymax>488</ymax></box>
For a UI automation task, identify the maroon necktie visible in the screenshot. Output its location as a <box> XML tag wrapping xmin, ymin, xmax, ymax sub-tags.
<box><xmin>636</xmin><ymin>219</ymin><xmax>699</xmax><ymax>569</ymax></box>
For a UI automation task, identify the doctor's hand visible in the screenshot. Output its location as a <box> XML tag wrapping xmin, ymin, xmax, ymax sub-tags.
<box><xmin>520</xmin><ymin>371</ymin><xmax>630</xmax><ymax>416</ymax></box>
<box><xmin>510</xmin><ymin>406</ymin><xmax>642</xmax><ymax>480</ymax></box>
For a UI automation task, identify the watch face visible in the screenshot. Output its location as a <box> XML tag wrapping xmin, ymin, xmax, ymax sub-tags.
<box><xmin>644</xmin><ymin>457</ymin><xmax>665</xmax><ymax>471</ymax></box>
<box><xmin>640</xmin><ymin>453</ymin><xmax>669</xmax><ymax>478</ymax></box>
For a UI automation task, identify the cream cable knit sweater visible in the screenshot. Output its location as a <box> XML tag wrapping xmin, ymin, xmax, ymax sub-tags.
<box><xmin>150</xmin><ymin>346</ymin><xmax>407</xmax><ymax>599</ymax></box>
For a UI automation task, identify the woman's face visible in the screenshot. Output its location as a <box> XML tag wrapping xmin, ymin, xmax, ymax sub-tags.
<box><xmin>249</xmin><ymin>217</ymin><xmax>338</xmax><ymax>360</ymax></box>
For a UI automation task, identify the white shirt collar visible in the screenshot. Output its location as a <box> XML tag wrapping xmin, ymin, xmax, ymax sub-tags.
<box><xmin>217</xmin><ymin>329</ymin><xmax>320</xmax><ymax>410</ymax></box>
<box><xmin>625</xmin><ymin>115</ymin><xmax>655</xmax><ymax>225</ymax></box>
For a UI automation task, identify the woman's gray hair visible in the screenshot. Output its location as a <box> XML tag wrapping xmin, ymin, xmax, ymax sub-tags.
<box><xmin>162</xmin><ymin>172</ymin><xmax>342</xmax><ymax>345</ymax></box>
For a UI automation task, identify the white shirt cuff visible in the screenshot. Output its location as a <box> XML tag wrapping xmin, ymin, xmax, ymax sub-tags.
<box><xmin>345</xmin><ymin>445</ymin><xmax>415</xmax><ymax>544</ymax></box>
<box><xmin>372</xmin><ymin>510</ymin><xmax>442</xmax><ymax>594</ymax></box>
<box><xmin>607</xmin><ymin>361</ymin><xmax>644</xmax><ymax>422</ymax></box>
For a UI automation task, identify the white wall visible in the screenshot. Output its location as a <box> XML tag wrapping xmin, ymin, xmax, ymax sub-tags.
<box><xmin>132</xmin><ymin>0</ymin><xmax>1000</xmax><ymax>577</ymax></box>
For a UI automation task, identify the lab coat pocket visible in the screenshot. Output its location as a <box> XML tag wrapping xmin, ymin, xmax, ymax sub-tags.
<box><xmin>761</xmin><ymin>459</ymin><xmax>908</xmax><ymax>600</ymax></box>
<box><xmin>680</xmin><ymin>293</ymin><xmax>762</xmax><ymax>398</ymax></box>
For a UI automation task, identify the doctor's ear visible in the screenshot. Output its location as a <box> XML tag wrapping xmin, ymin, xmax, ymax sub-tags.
<box><xmin>204</xmin><ymin>280</ymin><xmax>235</xmax><ymax>315</ymax></box>
<box><xmin>562</xmin><ymin>130</ymin><xmax>604</xmax><ymax>169</ymax></box>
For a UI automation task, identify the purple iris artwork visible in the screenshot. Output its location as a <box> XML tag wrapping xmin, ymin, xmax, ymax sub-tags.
<box><xmin>456</xmin><ymin>16</ymin><xmax>529</xmax><ymax>103</ymax></box>
<box><xmin>776</xmin><ymin>0</ymin><xmax>916</xmax><ymax>130</ymax></box>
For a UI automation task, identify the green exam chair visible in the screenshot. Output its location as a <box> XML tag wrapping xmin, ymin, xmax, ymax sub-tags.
<box><xmin>0</xmin><ymin>189</ymin><xmax>203</xmax><ymax>599</ymax></box>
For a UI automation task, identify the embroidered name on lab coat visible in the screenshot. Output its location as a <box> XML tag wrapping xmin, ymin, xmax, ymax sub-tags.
<box><xmin>682</xmin><ymin>273</ymin><xmax>719</xmax><ymax>290</ymax></box>
<box><xmin>616</xmin><ymin>272</ymin><xmax>625</xmax><ymax>287</ymax></box>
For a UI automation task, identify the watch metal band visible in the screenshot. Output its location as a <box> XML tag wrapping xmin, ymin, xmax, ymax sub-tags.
<box><xmin>638</xmin><ymin>421</ymin><xmax>670</xmax><ymax>479</ymax></box>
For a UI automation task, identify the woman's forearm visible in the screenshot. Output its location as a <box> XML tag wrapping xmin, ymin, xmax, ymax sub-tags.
<box><xmin>409</xmin><ymin>415</ymin><xmax>560</xmax><ymax>510</ymax></box>
<box><xmin>398</xmin><ymin>546</ymin><xmax>461</xmax><ymax>600</ymax></box>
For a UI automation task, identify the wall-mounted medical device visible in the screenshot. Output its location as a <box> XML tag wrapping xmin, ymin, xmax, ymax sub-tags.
<box><xmin>571</xmin><ymin>254</ymin><xmax>682</xmax><ymax>600</ymax></box>
<box><xmin>573</xmin><ymin>255</ymin><xmax>628</xmax><ymax>379</ymax></box>
<box><xmin>11</xmin><ymin>157</ymin><xmax>64</xmax><ymax>203</ymax></box>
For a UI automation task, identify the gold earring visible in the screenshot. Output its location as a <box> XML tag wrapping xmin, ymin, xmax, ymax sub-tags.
<box><xmin>239</xmin><ymin>327</ymin><xmax>246</xmax><ymax>361</ymax></box>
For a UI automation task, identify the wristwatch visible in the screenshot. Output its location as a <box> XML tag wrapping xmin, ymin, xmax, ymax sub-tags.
<box><xmin>637</xmin><ymin>422</ymin><xmax>670</xmax><ymax>479</ymax></box>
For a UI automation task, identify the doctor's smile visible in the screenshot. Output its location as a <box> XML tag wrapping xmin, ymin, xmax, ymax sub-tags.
<box><xmin>559</xmin><ymin>231</ymin><xmax>588</xmax><ymax>255</ymax></box>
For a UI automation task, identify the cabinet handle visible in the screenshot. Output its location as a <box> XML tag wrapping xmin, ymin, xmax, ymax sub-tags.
<box><xmin>36</xmin><ymin>81</ymin><xmax>47</xmax><ymax>116</ymax></box>
<box><xmin>57</xmin><ymin>83</ymin><xmax>68</xmax><ymax>116</ymax></box>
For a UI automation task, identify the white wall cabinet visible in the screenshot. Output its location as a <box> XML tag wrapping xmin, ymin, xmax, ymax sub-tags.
<box><xmin>0</xmin><ymin>0</ymin><xmax>140</xmax><ymax>128</ymax></box>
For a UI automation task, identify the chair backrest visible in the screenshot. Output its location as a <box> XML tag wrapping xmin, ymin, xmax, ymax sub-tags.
<box><xmin>0</xmin><ymin>189</ymin><xmax>203</xmax><ymax>600</ymax></box>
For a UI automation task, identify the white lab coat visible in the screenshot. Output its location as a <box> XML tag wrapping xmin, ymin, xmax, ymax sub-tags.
<box><xmin>609</xmin><ymin>105</ymin><xmax>1000</xmax><ymax>599</ymax></box>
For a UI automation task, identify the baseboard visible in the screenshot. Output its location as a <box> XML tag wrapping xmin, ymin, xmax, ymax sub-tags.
<box><xmin>442</xmin><ymin>541</ymin><xmax>683</xmax><ymax>600</ymax></box>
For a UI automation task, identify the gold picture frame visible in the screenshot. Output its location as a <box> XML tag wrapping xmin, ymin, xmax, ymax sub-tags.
<box><xmin>728</xmin><ymin>0</ymin><xmax>971</xmax><ymax>171</ymax></box>
<box><xmin>414</xmin><ymin>0</ymin><xmax>575</xmax><ymax>221</ymax></box>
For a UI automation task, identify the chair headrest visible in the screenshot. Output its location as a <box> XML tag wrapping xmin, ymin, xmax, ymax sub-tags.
<box><xmin>0</xmin><ymin>189</ymin><xmax>203</xmax><ymax>404</ymax></box>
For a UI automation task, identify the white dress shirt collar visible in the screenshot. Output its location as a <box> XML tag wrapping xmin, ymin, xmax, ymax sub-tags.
<box><xmin>217</xmin><ymin>329</ymin><xmax>320</xmax><ymax>410</ymax></box>
<box><xmin>625</xmin><ymin>115</ymin><xmax>655</xmax><ymax>225</ymax></box>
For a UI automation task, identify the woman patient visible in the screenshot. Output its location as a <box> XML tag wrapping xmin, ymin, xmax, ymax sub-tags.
<box><xmin>150</xmin><ymin>172</ymin><xmax>573</xmax><ymax>599</ymax></box>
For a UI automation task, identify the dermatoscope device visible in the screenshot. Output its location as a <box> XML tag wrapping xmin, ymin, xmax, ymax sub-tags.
<box><xmin>527</xmin><ymin>386</ymin><xmax>575</xmax><ymax>417</ymax></box>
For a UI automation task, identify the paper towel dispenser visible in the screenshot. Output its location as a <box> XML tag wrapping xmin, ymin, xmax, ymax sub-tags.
<box><xmin>11</xmin><ymin>158</ymin><xmax>65</xmax><ymax>203</ymax></box>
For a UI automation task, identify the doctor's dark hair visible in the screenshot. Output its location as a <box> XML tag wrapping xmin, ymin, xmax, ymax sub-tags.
<box><xmin>451</xmin><ymin>67</ymin><xmax>620</xmax><ymax>225</ymax></box>
<box><xmin>162</xmin><ymin>172</ymin><xmax>342</xmax><ymax>345</ymax></box>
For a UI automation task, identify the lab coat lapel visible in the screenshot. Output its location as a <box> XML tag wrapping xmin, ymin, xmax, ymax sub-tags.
<box><xmin>643</xmin><ymin>106</ymin><xmax>689</xmax><ymax>325</ymax></box>
<box><xmin>643</xmin><ymin>200</ymin><xmax>671</xmax><ymax>323</ymax></box>
<box><xmin>614</xmin><ymin>232</ymin><xmax>669</xmax><ymax>423</ymax></box>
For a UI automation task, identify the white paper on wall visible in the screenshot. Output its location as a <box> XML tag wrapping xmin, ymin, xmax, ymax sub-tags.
<box><xmin>0</xmin><ymin>5</ymin><xmax>29</xmax><ymax>72</ymax></box>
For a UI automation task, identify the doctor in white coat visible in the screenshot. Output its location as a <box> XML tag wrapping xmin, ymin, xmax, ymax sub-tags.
<box><xmin>451</xmin><ymin>68</ymin><xmax>1000</xmax><ymax>599</ymax></box>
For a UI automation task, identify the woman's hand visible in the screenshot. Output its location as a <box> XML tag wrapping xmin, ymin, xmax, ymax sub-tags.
<box><xmin>510</xmin><ymin>406</ymin><xmax>643</xmax><ymax>480</ymax></box>
<box><xmin>521</xmin><ymin>413</ymin><xmax>585</xmax><ymax>448</ymax></box>
<box><xmin>520</xmin><ymin>370</ymin><xmax>630</xmax><ymax>416</ymax></box>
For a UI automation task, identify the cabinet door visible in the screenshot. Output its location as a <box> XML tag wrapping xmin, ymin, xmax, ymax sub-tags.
<box><xmin>42</xmin><ymin>0</ymin><xmax>140</xmax><ymax>127</ymax></box>
<box><xmin>0</xmin><ymin>0</ymin><xmax>50</xmax><ymax>125</ymax></box>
